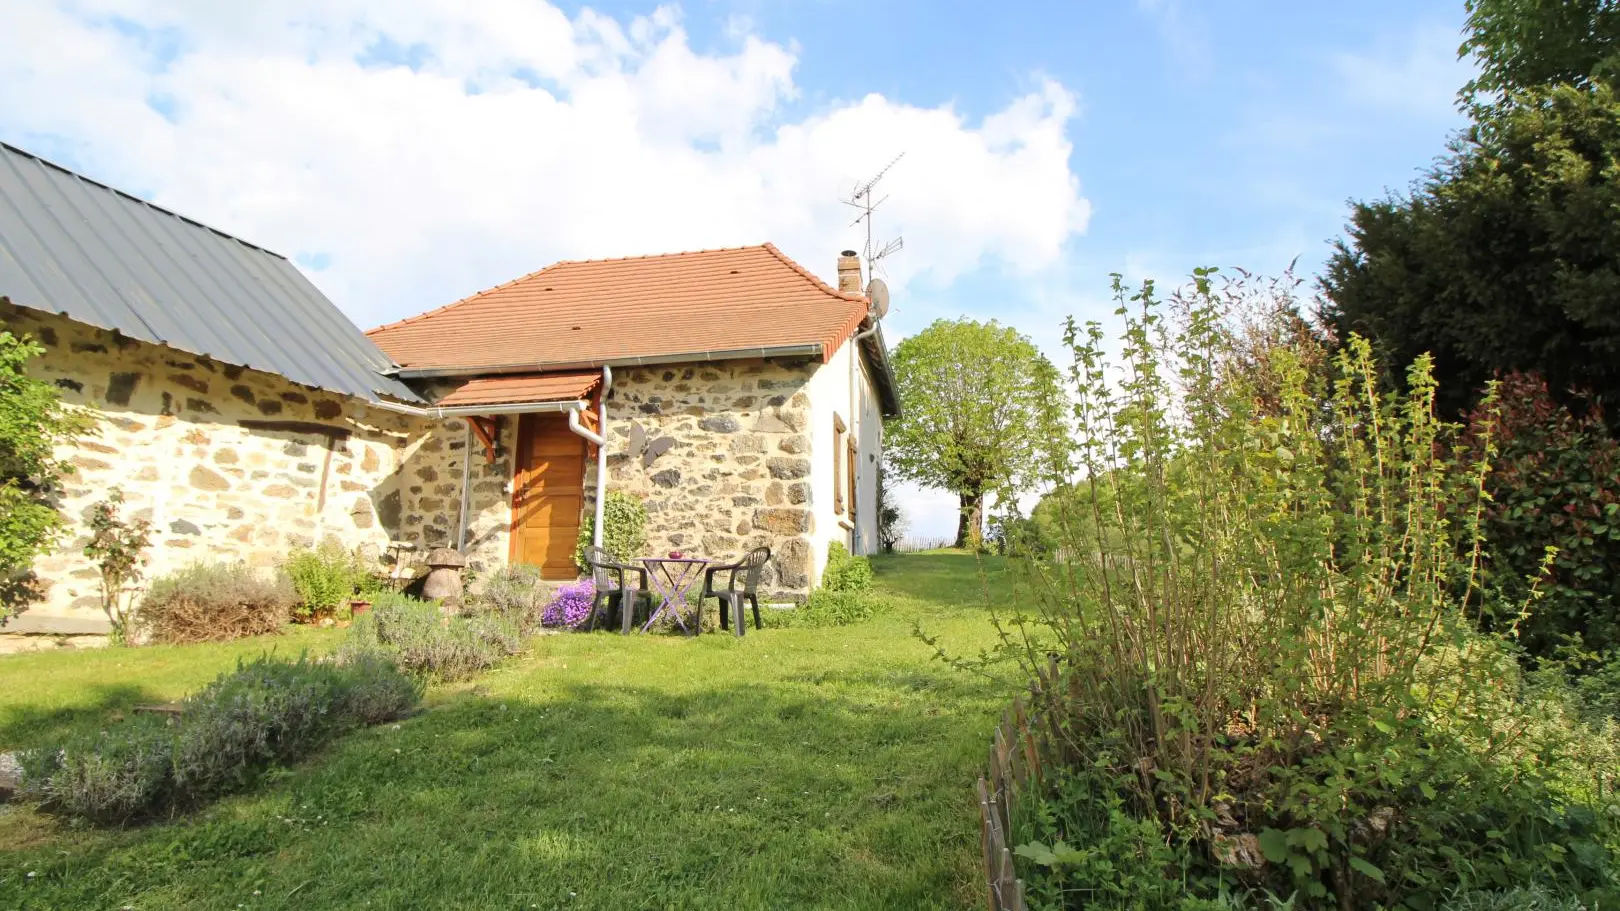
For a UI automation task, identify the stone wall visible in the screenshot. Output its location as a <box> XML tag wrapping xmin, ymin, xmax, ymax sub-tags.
<box><xmin>394</xmin><ymin>383</ymin><xmax>517</xmax><ymax>572</ymax></box>
<box><xmin>594</xmin><ymin>357</ymin><xmax>819</xmax><ymax>599</ymax></box>
<box><xmin>2</xmin><ymin>304</ymin><xmax>500</xmax><ymax>644</ymax></box>
<box><xmin>4</xmin><ymin>304</ymin><xmax>838</xmax><ymax>646</ymax></box>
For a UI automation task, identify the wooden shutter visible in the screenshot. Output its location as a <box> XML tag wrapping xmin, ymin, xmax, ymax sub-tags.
<box><xmin>847</xmin><ymin>438</ymin><xmax>858</xmax><ymax>524</ymax></box>
<box><xmin>832</xmin><ymin>414</ymin><xmax>847</xmax><ymax>515</ymax></box>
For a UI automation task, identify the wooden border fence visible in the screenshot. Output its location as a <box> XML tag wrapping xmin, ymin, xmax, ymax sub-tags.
<box><xmin>977</xmin><ymin>657</ymin><xmax>1071</xmax><ymax>911</ymax></box>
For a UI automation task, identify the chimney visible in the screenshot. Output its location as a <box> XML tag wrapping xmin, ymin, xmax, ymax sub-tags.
<box><xmin>836</xmin><ymin>250</ymin><xmax>863</xmax><ymax>294</ymax></box>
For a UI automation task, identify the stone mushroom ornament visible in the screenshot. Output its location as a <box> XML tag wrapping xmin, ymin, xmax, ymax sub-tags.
<box><xmin>421</xmin><ymin>547</ymin><xmax>468</xmax><ymax>607</ymax></box>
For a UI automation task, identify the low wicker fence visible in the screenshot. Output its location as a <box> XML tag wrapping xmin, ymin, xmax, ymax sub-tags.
<box><xmin>977</xmin><ymin>658</ymin><xmax>1070</xmax><ymax>911</ymax></box>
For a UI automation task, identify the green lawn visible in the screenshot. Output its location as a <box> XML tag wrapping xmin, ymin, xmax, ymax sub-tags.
<box><xmin>0</xmin><ymin>552</ymin><xmax>1007</xmax><ymax>910</ymax></box>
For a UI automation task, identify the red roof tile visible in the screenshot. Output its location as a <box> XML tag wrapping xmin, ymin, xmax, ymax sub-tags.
<box><xmin>435</xmin><ymin>372</ymin><xmax>601</xmax><ymax>407</ymax></box>
<box><xmin>368</xmin><ymin>244</ymin><xmax>869</xmax><ymax>373</ymax></box>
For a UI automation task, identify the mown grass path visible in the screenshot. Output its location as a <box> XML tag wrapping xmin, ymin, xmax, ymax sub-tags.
<box><xmin>0</xmin><ymin>553</ymin><xmax>1007</xmax><ymax>910</ymax></box>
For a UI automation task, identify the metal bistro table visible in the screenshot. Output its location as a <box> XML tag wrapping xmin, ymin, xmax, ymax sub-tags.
<box><xmin>639</xmin><ymin>556</ymin><xmax>711</xmax><ymax>635</ymax></box>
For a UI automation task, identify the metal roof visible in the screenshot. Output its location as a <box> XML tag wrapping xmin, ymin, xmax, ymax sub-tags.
<box><xmin>0</xmin><ymin>142</ymin><xmax>423</xmax><ymax>404</ymax></box>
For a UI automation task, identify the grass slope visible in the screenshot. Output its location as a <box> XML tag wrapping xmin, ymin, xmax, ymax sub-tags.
<box><xmin>0</xmin><ymin>626</ymin><xmax>341</xmax><ymax>752</ymax></box>
<box><xmin>0</xmin><ymin>553</ymin><xmax>1006</xmax><ymax>910</ymax></box>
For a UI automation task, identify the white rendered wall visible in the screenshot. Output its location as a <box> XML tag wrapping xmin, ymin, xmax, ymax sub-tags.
<box><xmin>807</xmin><ymin>335</ymin><xmax>885</xmax><ymax>584</ymax></box>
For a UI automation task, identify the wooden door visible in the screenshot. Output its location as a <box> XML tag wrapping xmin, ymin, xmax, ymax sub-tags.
<box><xmin>511</xmin><ymin>413</ymin><xmax>586</xmax><ymax>579</ymax></box>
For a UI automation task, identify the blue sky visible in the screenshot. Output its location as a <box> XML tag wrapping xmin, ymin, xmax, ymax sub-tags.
<box><xmin>0</xmin><ymin>0</ymin><xmax>1474</xmax><ymax>539</ymax></box>
<box><xmin>593</xmin><ymin>0</ymin><xmax>1470</xmax><ymax>274</ymax></box>
<box><xmin>563</xmin><ymin>0</ymin><xmax>1473</xmax><ymax>536</ymax></box>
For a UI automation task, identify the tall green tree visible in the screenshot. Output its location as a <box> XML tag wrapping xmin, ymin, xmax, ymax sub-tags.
<box><xmin>1324</xmin><ymin>2</ymin><xmax>1620</xmax><ymax>657</ymax></box>
<box><xmin>1321</xmin><ymin>83</ymin><xmax>1620</xmax><ymax>417</ymax></box>
<box><xmin>1</xmin><ymin>331</ymin><xmax>89</xmax><ymax>624</ymax></box>
<box><xmin>1324</xmin><ymin>0</ymin><xmax>1620</xmax><ymax>417</ymax></box>
<box><xmin>885</xmin><ymin>319</ymin><xmax>1059</xmax><ymax>548</ymax></box>
<box><xmin>1463</xmin><ymin>0</ymin><xmax>1620</xmax><ymax>103</ymax></box>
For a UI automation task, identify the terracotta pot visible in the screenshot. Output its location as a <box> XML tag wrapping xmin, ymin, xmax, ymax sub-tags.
<box><xmin>349</xmin><ymin>600</ymin><xmax>372</xmax><ymax>617</ymax></box>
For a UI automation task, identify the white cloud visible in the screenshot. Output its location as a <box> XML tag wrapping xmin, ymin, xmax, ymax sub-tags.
<box><xmin>1331</xmin><ymin>24</ymin><xmax>1472</xmax><ymax>122</ymax></box>
<box><xmin>1134</xmin><ymin>0</ymin><xmax>1213</xmax><ymax>79</ymax></box>
<box><xmin>0</xmin><ymin>0</ymin><xmax>1089</xmax><ymax>331</ymax></box>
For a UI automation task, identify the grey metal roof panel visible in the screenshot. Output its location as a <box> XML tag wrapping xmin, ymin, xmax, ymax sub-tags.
<box><xmin>0</xmin><ymin>142</ymin><xmax>423</xmax><ymax>404</ymax></box>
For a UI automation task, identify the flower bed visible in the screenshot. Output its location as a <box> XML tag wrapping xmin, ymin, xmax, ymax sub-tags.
<box><xmin>542</xmin><ymin>579</ymin><xmax>594</xmax><ymax>628</ymax></box>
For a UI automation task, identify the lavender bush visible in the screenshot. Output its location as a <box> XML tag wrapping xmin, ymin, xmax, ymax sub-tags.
<box><xmin>541</xmin><ymin>580</ymin><xmax>595</xmax><ymax>629</ymax></box>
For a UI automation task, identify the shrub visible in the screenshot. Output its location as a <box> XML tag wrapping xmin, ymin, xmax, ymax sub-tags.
<box><xmin>1571</xmin><ymin>651</ymin><xmax>1620</xmax><ymax>723</ymax></box>
<box><xmin>574</xmin><ymin>491</ymin><xmax>647</xmax><ymax>571</ymax></box>
<box><xmin>472</xmin><ymin>562</ymin><xmax>546</xmax><ymax>630</ymax></box>
<box><xmin>18</xmin><ymin>715</ymin><xmax>175</xmax><ymax>825</ymax></box>
<box><xmin>172</xmin><ymin>655</ymin><xmax>351</xmax><ymax>796</ymax></box>
<box><xmin>1466</xmin><ymin>372</ymin><xmax>1620</xmax><ymax>656</ymax></box>
<box><xmin>282</xmin><ymin>540</ymin><xmax>361</xmax><ymax>620</ymax></box>
<box><xmin>82</xmin><ymin>488</ymin><xmax>152</xmax><ymax>644</ymax></box>
<box><xmin>775</xmin><ymin>589</ymin><xmax>892</xmax><ymax>628</ymax></box>
<box><xmin>876</xmin><ymin>461</ymin><xmax>906</xmax><ymax>553</ymax></box>
<box><xmin>821</xmin><ymin>542</ymin><xmax>872</xmax><ymax>592</ymax></box>
<box><xmin>541</xmin><ymin>579</ymin><xmax>594</xmax><ymax>628</ymax></box>
<box><xmin>138</xmin><ymin>562</ymin><xmax>296</xmax><ymax>644</ymax></box>
<box><xmin>1</xmin><ymin>330</ymin><xmax>91</xmax><ymax>626</ymax></box>
<box><xmin>332</xmin><ymin>648</ymin><xmax>423</xmax><ymax>725</ymax></box>
<box><xmin>1014</xmin><ymin>766</ymin><xmax>1209</xmax><ymax>910</ymax></box>
<box><xmin>347</xmin><ymin>593</ymin><xmax>524</xmax><ymax>681</ymax></box>
<box><xmin>995</xmin><ymin>271</ymin><xmax>1620</xmax><ymax>908</ymax></box>
<box><xmin>985</xmin><ymin>515</ymin><xmax>1052</xmax><ymax>557</ymax></box>
<box><xmin>354</xmin><ymin>568</ymin><xmax>393</xmax><ymax>600</ymax></box>
<box><xmin>20</xmin><ymin>653</ymin><xmax>419</xmax><ymax>824</ymax></box>
<box><xmin>1447</xmin><ymin>887</ymin><xmax>1592</xmax><ymax>911</ymax></box>
<box><xmin>775</xmin><ymin>544</ymin><xmax>883</xmax><ymax>627</ymax></box>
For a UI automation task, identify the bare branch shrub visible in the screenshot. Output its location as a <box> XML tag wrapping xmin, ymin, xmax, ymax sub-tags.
<box><xmin>139</xmin><ymin>562</ymin><xmax>295</xmax><ymax>644</ymax></box>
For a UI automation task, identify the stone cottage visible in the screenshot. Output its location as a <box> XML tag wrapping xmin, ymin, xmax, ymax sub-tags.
<box><xmin>1</xmin><ymin>142</ymin><xmax>897</xmax><ymax>649</ymax></box>
<box><xmin>365</xmin><ymin>243</ymin><xmax>900</xmax><ymax>589</ymax></box>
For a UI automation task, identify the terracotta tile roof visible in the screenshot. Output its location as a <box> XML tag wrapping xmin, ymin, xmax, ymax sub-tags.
<box><xmin>367</xmin><ymin>244</ymin><xmax>869</xmax><ymax>373</ymax></box>
<box><xmin>434</xmin><ymin>372</ymin><xmax>601</xmax><ymax>408</ymax></box>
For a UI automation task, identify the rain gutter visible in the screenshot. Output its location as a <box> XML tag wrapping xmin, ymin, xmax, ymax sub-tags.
<box><xmin>368</xmin><ymin>399</ymin><xmax>588</xmax><ymax>419</ymax></box>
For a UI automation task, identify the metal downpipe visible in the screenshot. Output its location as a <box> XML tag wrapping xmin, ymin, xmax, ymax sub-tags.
<box><xmin>560</xmin><ymin>367</ymin><xmax>613</xmax><ymax>550</ymax></box>
<box><xmin>593</xmin><ymin>366</ymin><xmax>612</xmax><ymax>549</ymax></box>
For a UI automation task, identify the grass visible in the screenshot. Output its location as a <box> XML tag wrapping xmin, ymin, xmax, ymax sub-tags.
<box><xmin>0</xmin><ymin>552</ymin><xmax>1008</xmax><ymax>910</ymax></box>
<box><xmin>0</xmin><ymin>626</ymin><xmax>341</xmax><ymax>752</ymax></box>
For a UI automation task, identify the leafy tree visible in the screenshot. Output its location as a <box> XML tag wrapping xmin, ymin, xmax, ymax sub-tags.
<box><xmin>1</xmin><ymin>331</ymin><xmax>89</xmax><ymax>624</ymax></box>
<box><xmin>1463</xmin><ymin>0</ymin><xmax>1620</xmax><ymax>103</ymax></box>
<box><xmin>885</xmin><ymin>319</ymin><xmax>1060</xmax><ymax>548</ymax></box>
<box><xmin>1320</xmin><ymin>83</ymin><xmax>1620</xmax><ymax>418</ymax></box>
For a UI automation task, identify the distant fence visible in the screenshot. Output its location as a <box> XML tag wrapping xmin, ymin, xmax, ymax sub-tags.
<box><xmin>894</xmin><ymin>536</ymin><xmax>956</xmax><ymax>553</ymax></box>
<box><xmin>978</xmin><ymin>657</ymin><xmax>1069</xmax><ymax>911</ymax></box>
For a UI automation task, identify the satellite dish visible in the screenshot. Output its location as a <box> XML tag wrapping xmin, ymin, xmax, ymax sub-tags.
<box><xmin>865</xmin><ymin>278</ymin><xmax>890</xmax><ymax>320</ymax></box>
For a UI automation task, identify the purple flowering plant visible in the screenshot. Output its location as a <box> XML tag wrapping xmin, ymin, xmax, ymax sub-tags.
<box><xmin>542</xmin><ymin>579</ymin><xmax>595</xmax><ymax>628</ymax></box>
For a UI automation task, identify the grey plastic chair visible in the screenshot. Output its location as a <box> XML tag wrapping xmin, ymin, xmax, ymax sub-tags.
<box><xmin>584</xmin><ymin>545</ymin><xmax>653</xmax><ymax>633</ymax></box>
<box><xmin>701</xmin><ymin>547</ymin><xmax>771</xmax><ymax>636</ymax></box>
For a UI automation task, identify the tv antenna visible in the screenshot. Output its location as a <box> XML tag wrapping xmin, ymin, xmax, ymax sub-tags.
<box><xmin>841</xmin><ymin>152</ymin><xmax>905</xmax><ymax>274</ymax></box>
